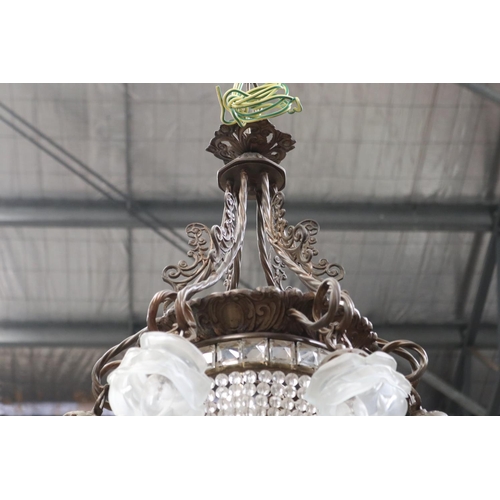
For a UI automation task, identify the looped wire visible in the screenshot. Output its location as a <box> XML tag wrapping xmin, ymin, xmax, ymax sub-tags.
<box><xmin>335</xmin><ymin>293</ymin><xmax>355</xmax><ymax>333</ymax></box>
<box><xmin>174</xmin><ymin>298</ymin><xmax>197</xmax><ymax>340</ymax></box>
<box><xmin>146</xmin><ymin>290</ymin><xmax>177</xmax><ymax>332</ymax></box>
<box><xmin>379</xmin><ymin>339</ymin><xmax>428</xmax><ymax>386</ymax></box>
<box><xmin>91</xmin><ymin>385</ymin><xmax>109</xmax><ymax>416</ymax></box>
<box><xmin>91</xmin><ymin>327</ymin><xmax>147</xmax><ymax>405</ymax></box>
<box><xmin>409</xmin><ymin>387</ymin><xmax>423</xmax><ymax>414</ymax></box>
<box><xmin>288</xmin><ymin>278</ymin><xmax>341</xmax><ymax>338</ymax></box>
<box><xmin>216</xmin><ymin>83</ymin><xmax>303</xmax><ymax>127</ymax></box>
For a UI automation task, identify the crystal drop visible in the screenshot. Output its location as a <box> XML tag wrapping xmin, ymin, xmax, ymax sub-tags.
<box><xmin>217</xmin><ymin>399</ymin><xmax>230</xmax><ymax>411</ymax></box>
<box><xmin>244</xmin><ymin>383</ymin><xmax>257</xmax><ymax>397</ymax></box>
<box><xmin>244</xmin><ymin>370</ymin><xmax>257</xmax><ymax>384</ymax></box>
<box><xmin>297</xmin><ymin>387</ymin><xmax>306</xmax><ymax>399</ymax></box>
<box><xmin>279</xmin><ymin>409</ymin><xmax>293</xmax><ymax>416</ymax></box>
<box><xmin>199</xmin><ymin>346</ymin><xmax>215</xmax><ymax>369</ymax></box>
<box><xmin>256</xmin><ymin>382</ymin><xmax>270</xmax><ymax>395</ymax></box>
<box><xmin>282</xmin><ymin>397</ymin><xmax>295</xmax><ymax>410</ymax></box>
<box><xmin>206</xmin><ymin>402</ymin><xmax>217</xmax><ymax>414</ymax></box>
<box><xmin>215</xmin><ymin>373</ymin><xmax>229</xmax><ymax>387</ymax></box>
<box><xmin>285</xmin><ymin>373</ymin><xmax>299</xmax><ymax>387</ymax></box>
<box><xmin>241</xmin><ymin>338</ymin><xmax>268</xmax><ymax>363</ymax></box>
<box><xmin>256</xmin><ymin>407</ymin><xmax>267</xmax><ymax>416</ymax></box>
<box><xmin>297</xmin><ymin>343</ymin><xmax>319</xmax><ymax>368</ymax></box>
<box><xmin>217</xmin><ymin>341</ymin><xmax>240</xmax><ymax>367</ymax></box>
<box><xmin>247</xmin><ymin>407</ymin><xmax>256</xmax><ymax>416</ymax></box>
<box><xmin>284</xmin><ymin>386</ymin><xmax>296</xmax><ymax>399</ymax></box>
<box><xmin>269</xmin><ymin>340</ymin><xmax>295</xmax><ymax>366</ymax></box>
<box><xmin>228</xmin><ymin>372</ymin><xmax>242</xmax><ymax>384</ymax></box>
<box><xmin>235</xmin><ymin>408</ymin><xmax>246</xmax><ymax>416</ymax></box>
<box><xmin>267</xmin><ymin>408</ymin><xmax>280</xmax><ymax>416</ymax></box>
<box><xmin>210</xmin><ymin>379</ymin><xmax>215</xmax><ymax>390</ymax></box>
<box><xmin>229</xmin><ymin>383</ymin><xmax>244</xmax><ymax>397</ymax></box>
<box><xmin>298</xmin><ymin>375</ymin><xmax>311</xmax><ymax>388</ymax></box>
<box><xmin>240</xmin><ymin>395</ymin><xmax>255</xmax><ymax>409</ymax></box>
<box><xmin>308</xmin><ymin>404</ymin><xmax>317</xmax><ymax>414</ymax></box>
<box><xmin>220</xmin><ymin>408</ymin><xmax>235</xmax><ymax>416</ymax></box>
<box><xmin>296</xmin><ymin>400</ymin><xmax>308</xmax><ymax>412</ymax></box>
<box><xmin>258</xmin><ymin>370</ymin><xmax>272</xmax><ymax>383</ymax></box>
<box><xmin>207</xmin><ymin>390</ymin><xmax>216</xmax><ymax>402</ymax></box>
<box><xmin>269</xmin><ymin>396</ymin><xmax>282</xmax><ymax>408</ymax></box>
<box><xmin>215</xmin><ymin>386</ymin><xmax>229</xmax><ymax>399</ymax></box>
<box><xmin>255</xmin><ymin>394</ymin><xmax>269</xmax><ymax>407</ymax></box>
<box><xmin>241</xmin><ymin>396</ymin><xmax>255</xmax><ymax>408</ymax></box>
<box><xmin>292</xmin><ymin>410</ymin><xmax>301</xmax><ymax>416</ymax></box>
<box><xmin>232</xmin><ymin>397</ymin><xmax>242</xmax><ymax>409</ymax></box>
<box><xmin>270</xmin><ymin>383</ymin><xmax>284</xmax><ymax>397</ymax></box>
<box><xmin>272</xmin><ymin>371</ymin><xmax>285</xmax><ymax>384</ymax></box>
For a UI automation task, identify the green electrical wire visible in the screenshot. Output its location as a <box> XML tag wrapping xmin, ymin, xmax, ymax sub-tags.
<box><xmin>216</xmin><ymin>83</ymin><xmax>303</xmax><ymax>126</ymax></box>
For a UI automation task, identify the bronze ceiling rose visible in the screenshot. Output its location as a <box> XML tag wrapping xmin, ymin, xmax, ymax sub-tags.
<box><xmin>68</xmin><ymin>118</ymin><xmax>441</xmax><ymax>417</ymax></box>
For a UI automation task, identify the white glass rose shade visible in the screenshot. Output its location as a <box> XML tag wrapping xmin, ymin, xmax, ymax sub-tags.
<box><xmin>108</xmin><ymin>331</ymin><xmax>212</xmax><ymax>416</ymax></box>
<box><xmin>304</xmin><ymin>350</ymin><xmax>412</xmax><ymax>416</ymax></box>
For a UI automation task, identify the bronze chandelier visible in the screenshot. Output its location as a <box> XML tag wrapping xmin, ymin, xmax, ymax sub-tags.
<box><xmin>66</xmin><ymin>84</ymin><xmax>444</xmax><ymax>417</ymax></box>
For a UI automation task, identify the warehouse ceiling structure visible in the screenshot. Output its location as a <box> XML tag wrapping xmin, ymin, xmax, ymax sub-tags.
<box><xmin>0</xmin><ymin>83</ymin><xmax>500</xmax><ymax>416</ymax></box>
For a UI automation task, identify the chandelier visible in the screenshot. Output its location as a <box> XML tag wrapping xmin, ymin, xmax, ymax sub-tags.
<box><xmin>65</xmin><ymin>83</ymin><xmax>445</xmax><ymax>417</ymax></box>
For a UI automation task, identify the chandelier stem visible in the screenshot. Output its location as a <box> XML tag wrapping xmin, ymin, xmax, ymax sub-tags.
<box><xmin>259</xmin><ymin>172</ymin><xmax>321</xmax><ymax>292</ymax></box>
<box><xmin>256</xmin><ymin>191</ymin><xmax>276</xmax><ymax>287</ymax></box>
<box><xmin>173</xmin><ymin>171</ymin><xmax>249</xmax><ymax>337</ymax></box>
<box><xmin>228</xmin><ymin>248</ymin><xmax>242</xmax><ymax>290</ymax></box>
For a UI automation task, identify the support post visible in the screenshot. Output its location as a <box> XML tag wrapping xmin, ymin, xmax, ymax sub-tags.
<box><xmin>487</xmin><ymin>220</ymin><xmax>500</xmax><ymax>415</ymax></box>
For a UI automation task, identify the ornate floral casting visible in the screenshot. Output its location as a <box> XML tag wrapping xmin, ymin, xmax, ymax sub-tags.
<box><xmin>162</xmin><ymin>223</ymin><xmax>213</xmax><ymax>291</ymax></box>
<box><xmin>206</xmin><ymin>120</ymin><xmax>296</xmax><ymax>164</ymax></box>
<box><xmin>162</xmin><ymin>188</ymin><xmax>237</xmax><ymax>292</ymax></box>
<box><xmin>270</xmin><ymin>192</ymin><xmax>345</xmax><ymax>283</ymax></box>
<box><xmin>272</xmin><ymin>255</ymin><xmax>287</xmax><ymax>289</ymax></box>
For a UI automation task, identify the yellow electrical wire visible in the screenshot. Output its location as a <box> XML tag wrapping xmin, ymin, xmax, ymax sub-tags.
<box><xmin>216</xmin><ymin>83</ymin><xmax>302</xmax><ymax>126</ymax></box>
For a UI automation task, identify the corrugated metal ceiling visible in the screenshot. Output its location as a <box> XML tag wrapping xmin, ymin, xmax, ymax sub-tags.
<box><xmin>0</xmin><ymin>83</ymin><xmax>499</xmax><ymax>413</ymax></box>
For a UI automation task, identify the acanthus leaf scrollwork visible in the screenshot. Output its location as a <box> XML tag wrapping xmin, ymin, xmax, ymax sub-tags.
<box><xmin>270</xmin><ymin>192</ymin><xmax>345</xmax><ymax>283</ymax></box>
<box><xmin>210</xmin><ymin>189</ymin><xmax>237</xmax><ymax>265</ymax></box>
<box><xmin>162</xmin><ymin>189</ymin><xmax>238</xmax><ymax>291</ymax></box>
<box><xmin>162</xmin><ymin>223</ymin><xmax>213</xmax><ymax>291</ymax></box>
<box><xmin>272</xmin><ymin>255</ymin><xmax>287</xmax><ymax>289</ymax></box>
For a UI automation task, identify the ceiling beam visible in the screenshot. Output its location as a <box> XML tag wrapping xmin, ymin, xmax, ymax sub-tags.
<box><xmin>0</xmin><ymin>321</ymin><xmax>497</xmax><ymax>348</ymax></box>
<box><xmin>0</xmin><ymin>102</ymin><xmax>189</xmax><ymax>253</ymax></box>
<box><xmin>421</xmin><ymin>371</ymin><xmax>487</xmax><ymax>416</ymax></box>
<box><xmin>0</xmin><ymin>199</ymin><xmax>494</xmax><ymax>232</ymax></box>
<box><xmin>459</xmin><ymin>83</ymin><xmax>500</xmax><ymax>106</ymax></box>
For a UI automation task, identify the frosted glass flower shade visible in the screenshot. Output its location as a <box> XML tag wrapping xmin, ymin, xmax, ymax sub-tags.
<box><xmin>304</xmin><ymin>350</ymin><xmax>412</xmax><ymax>416</ymax></box>
<box><xmin>108</xmin><ymin>331</ymin><xmax>212</xmax><ymax>416</ymax></box>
